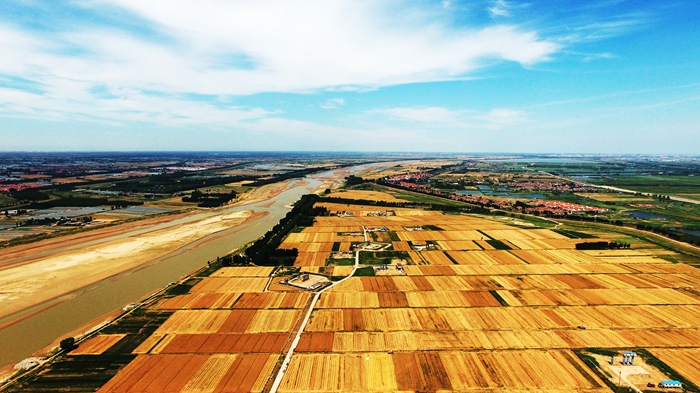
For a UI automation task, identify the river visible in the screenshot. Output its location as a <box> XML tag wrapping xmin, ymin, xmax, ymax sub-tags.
<box><xmin>0</xmin><ymin>168</ymin><xmax>357</xmax><ymax>369</ymax></box>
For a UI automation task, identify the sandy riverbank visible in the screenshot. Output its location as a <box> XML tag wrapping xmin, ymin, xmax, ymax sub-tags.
<box><xmin>0</xmin><ymin>210</ymin><xmax>263</xmax><ymax>322</ymax></box>
<box><xmin>0</xmin><ymin>177</ymin><xmax>307</xmax><ymax>327</ymax></box>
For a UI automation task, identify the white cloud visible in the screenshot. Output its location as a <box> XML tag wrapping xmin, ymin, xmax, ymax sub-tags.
<box><xmin>370</xmin><ymin>106</ymin><xmax>527</xmax><ymax>129</ymax></box>
<box><xmin>489</xmin><ymin>0</ymin><xmax>511</xmax><ymax>17</ymax></box>
<box><xmin>479</xmin><ymin>108</ymin><xmax>526</xmax><ymax>126</ymax></box>
<box><xmin>1</xmin><ymin>1</ymin><xmax>558</xmax><ymax>95</ymax></box>
<box><xmin>0</xmin><ymin>1</ymin><xmax>560</xmax><ymax>129</ymax></box>
<box><xmin>320</xmin><ymin>98</ymin><xmax>345</xmax><ymax>109</ymax></box>
<box><xmin>374</xmin><ymin>107</ymin><xmax>464</xmax><ymax>123</ymax></box>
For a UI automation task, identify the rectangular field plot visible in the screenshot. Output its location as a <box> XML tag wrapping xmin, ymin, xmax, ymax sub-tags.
<box><xmin>157</xmin><ymin>293</ymin><xmax>241</xmax><ymax>310</ymax></box>
<box><xmin>651</xmin><ymin>348</ymin><xmax>700</xmax><ymax>386</ymax></box>
<box><xmin>278</xmin><ymin>350</ymin><xmax>605</xmax><ymax>392</ymax></box>
<box><xmin>158</xmin><ymin>333</ymin><xmax>289</xmax><ymax>354</ymax></box>
<box><xmin>307</xmin><ymin>304</ymin><xmax>700</xmax><ymax>333</ymax></box>
<box><xmin>97</xmin><ymin>353</ymin><xmax>277</xmax><ymax>393</ymax></box>
<box><xmin>156</xmin><ymin>309</ymin><xmax>300</xmax><ymax>334</ymax></box>
<box><xmin>209</xmin><ymin>267</ymin><xmax>275</xmax><ymax>277</ymax></box>
<box><xmin>71</xmin><ymin>334</ymin><xmax>126</xmax><ymax>355</ymax></box>
<box><xmin>296</xmin><ymin>328</ymin><xmax>700</xmax><ymax>352</ymax></box>
<box><xmin>190</xmin><ymin>277</ymin><xmax>269</xmax><ymax>293</ymax></box>
<box><xmin>158</xmin><ymin>291</ymin><xmax>308</xmax><ymax>310</ymax></box>
<box><xmin>293</xmin><ymin>251</ymin><xmax>331</xmax><ymax>267</ymax></box>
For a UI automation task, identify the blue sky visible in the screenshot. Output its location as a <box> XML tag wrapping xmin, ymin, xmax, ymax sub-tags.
<box><xmin>1</xmin><ymin>0</ymin><xmax>698</xmax><ymax>153</ymax></box>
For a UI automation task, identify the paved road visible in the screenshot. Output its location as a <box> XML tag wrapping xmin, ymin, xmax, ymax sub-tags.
<box><xmin>268</xmin><ymin>221</ymin><xmax>365</xmax><ymax>393</ymax></box>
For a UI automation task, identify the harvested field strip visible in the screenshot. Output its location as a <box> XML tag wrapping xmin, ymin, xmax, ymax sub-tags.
<box><xmin>330</xmin><ymin>273</ymin><xmax>700</xmax><ymax>294</ymax></box>
<box><xmin>419</xmin><ymin>265</ymin><xmax>456</xmax><ymax>276</ymax></box>
<box><xmin>209</xmin><ymin>267</ymin><xmax>275</xmax><ymax>277</ymax></box>
<box><xmin>323</xmin><ymin>329</ymin><xmax>700</xmax><ymax>351</ymax></box>
<box><xmin>159</xmin><ymin>333</ymin><xmax>289</xmax><ymax>354</ymax></box>
<box><xmin>181</xmin><ymin>354</ymin><xmax>238</xmax><ymax>392</ymax></box>
<box><xmin>406</xmin><ymin>291</ymin><xmax>501</xmax><ymax>307</ymax></box>
<box><xmin>157</xmin><ymin>309</ymin><xmax>282</xmax><ymax>334</ymax></box>
<box><xmin>278</xmin><ymin>353</ymin><xmax>397</xmax><ymax>392</ymax></box>
<box><xmin>293</xmin><ymin>251</ymin><xmax>331</xmax><ymax>267</ymax></box>
<box><xmin>233</xmin><ymin>292</ymin><xmax>310</xmax><ymax>309</ymax></box>
<box><xmin>97</xmin><ymin>354</ymin><xmax>210</xmax><ymax>393</ymax></box>
<box><xmin>295</xmin><ymin>332</ymin><xmax>335</xmax><ymax>352</ymax></box>
<box><xmin>132</xmin><ymin>333</ymin><xmax>166</xmax><ymax>354</ymax></box>
<box><xmin>307</xmin><ymin>305</ymin><xmax>700</xmax><ymax>332</ymax></box>
<box><xmin>360</xmin><ymin>277</ymin><xmax>398</xmax><ymax>291</ymax></box>
<box><xmin>436</xmin><ymin>240</ymin><xmax>482</xmax><ymax>250</ymax></box>
<box><xmin>420</xmin><ymin>251</ymin><xmax>454</xmax><ymax>265</ymax></box>
<box><xmin>245</xmin><ymin>309</ymin><xmax>301</xmax><ymax>333</ymax></box>
<box><xmin>157</xmin><ymin>310</ymin><xmax>232</xmax><ymax>334</ymax></box>
<box><xmin>443</xmin><ymin>350</ymin><xmax>603</xmax><ymax>390</ymax></box>
<box><xmin>71</xmin><ymin>334</ymin><xmax>127</xmax><ymax>355</ymax></box>
<box><xmin>651</xmin><ymin>348</ymin><xmax>700</xmax><ymax>387</ymax></box>
<box><xmin>424</xmin><ymin>263</ymin><xmax>634</xmax><ymax>275</ymax></box>
<box><xmin>191</xmin><ymin>277</ymin><xmax>268</xmax><ymax>293</ymax></box>
<box><xmin>157</xmin><ymin>293</ymin><xmax>241</xmax><ymax>309</ymax></box>
<box><xmin>316</xmin><ymin>292</ymin><xmax>380</xmax><ymax>308</ymax></box>
<box><xmin>507</xmin><ymin>288</ymin><xmax>700</xmax><ymax>306</ymax></box>
<box><xmin>277</xmin><ymin>351</ymin><xmax>604</xmax><ymax>392</ymax></box>
<box><xmin>393</xmin><ymin>352</ymin><xmax>452</xmax><ymax>391</ymax></box>
<box><xmin>482</xmin><ymin>229</ymin><xmax>569</xmax><ymax>241</ymax></box>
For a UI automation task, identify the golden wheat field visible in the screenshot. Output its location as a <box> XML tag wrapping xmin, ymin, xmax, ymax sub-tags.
<box><xmin>273</xmin><ymin>204</ymin><xmax>700</xmax><ymax>392</ymax></box>
<box><xmin>87</xmin><ymin>203</ymin><xmax>700</xmax><ymax>393</ymax></box>
<box><xmin>651</xmin><ymin>348</ymin><xmax>700</xmax><ymax>386</ymax></box>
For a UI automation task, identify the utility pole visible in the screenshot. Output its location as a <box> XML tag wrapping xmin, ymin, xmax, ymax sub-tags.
<box><xmin>617</xmin><ymin>371</ymin><xmax>621</xmax><ymax>393</ymax></box>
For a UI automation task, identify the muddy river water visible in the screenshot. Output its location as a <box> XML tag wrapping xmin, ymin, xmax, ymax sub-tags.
<box><xmin>0</xmin><ymin>168</ymin><xmax>357</xmax><ymax>368</ymax></box>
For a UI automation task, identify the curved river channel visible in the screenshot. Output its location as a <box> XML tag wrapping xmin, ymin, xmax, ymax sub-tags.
<box><xmin>0</xmin><ymin>167</ymin><xmax>361</xmax><ymax>368</ymax></box>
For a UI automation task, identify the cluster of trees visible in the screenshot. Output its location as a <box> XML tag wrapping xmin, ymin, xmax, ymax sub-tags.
<box><xmin>245</xmin><ymin>194</ymin><xmax>327</xmax><ymax>265</ymax></box>
<box><xmin>634</xmin><ymin>223</ymin><xmax>699</xmax><ymax>244</ymax></box>
<box><xmin>249</xmin><ymin>167</ymin><xmax>329</xmax><ymax>187</ymax></box>
<box><xmin>9</xmin><ymin>189</ymin><xmax>50</xmax><ymax>202</ymax></box>
<box><xmin>22</xmin><ymin>216</ymin><xmax>93</xmax><ymax>226</ymax></box>
<box><xmin>182</xmin><ymin>189</ymin><xmax>237</xmax><ymax>207</ymax></box>
<box><xmin>218</xmin><ymin>253</ymin><xmax>249</xmax><ymax>266</ymax></box>
<box><xmin>575</xmin><ymin>241</ymin><xmax>630</xmax><ymax>250</ymax></box>
<box><xmin>27</xmin><ymin>198</ymin><xmax>136</xmax><ymax>209</ymax></box>
<box><xmin>344</xmin><ymin>175</ymin><xmax>366</xmax><ymax>186</ymax></box>
<box><xmin>108</xmin><ymin>173</ymin><xmax>253</xmax><ymax>194</ymax></box>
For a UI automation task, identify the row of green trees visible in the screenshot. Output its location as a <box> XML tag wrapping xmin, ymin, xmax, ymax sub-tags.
<box><xmin>245</xmin><ymin>194</ymin><xmax>327</xmax><ymax>265</ymax></box>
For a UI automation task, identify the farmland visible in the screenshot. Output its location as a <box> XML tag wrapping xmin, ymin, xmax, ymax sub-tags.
<box><xmin>274</xmin><ymin>198</ymin><xmax>700</xmax><ymax>392</ymax></box>
<box><xmin>6</xmin><ymin>190</ymin><xmax>700</xmax><ymax>393</ymax></box>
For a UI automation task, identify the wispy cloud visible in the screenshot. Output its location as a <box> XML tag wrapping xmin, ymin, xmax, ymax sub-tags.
<box><xmin>320</xmin><ymin>98</ymin><xmax>345</xmax><ymax>109</ymax></box>
<box><xmin>489</xmin><ymin>0</ymin><xmax>512</xmax><ymax>17</ymax></box>
<box><xmin>373</xmin><ymin>107</ymin><xmax>464</xmax><ymax>123</ymax></box>
<box><xmin>369</xmin><ymin>106</ymin><xmax>527</xmax><ymax>130</ymax></box>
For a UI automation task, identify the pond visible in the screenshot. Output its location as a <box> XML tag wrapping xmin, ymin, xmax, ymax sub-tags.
<box><xmin>671</xmin><ymin>228</ymin><xmax>700</xmax><ymax>237</ymax></box>
<box><xmin>625</xmin><ymin>210</ymin><xmax>669</xmax><ymax>220</ymax></box>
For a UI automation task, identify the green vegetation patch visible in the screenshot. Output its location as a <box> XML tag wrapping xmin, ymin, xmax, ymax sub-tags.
<box><xmin>553</xmin><ymin>229</ymin><xmax>597</xmax><ymax>239</ymax></box>
<box><xmin>359</xmin><ymin>251</ymin><xmax>410</xmax><ymax>265</ymax></box>
<box><xmin>165</xmin><ymin>278</ymin><xmax>202</xmax><ymax>295</ymax></box>
<box><xmin>586</xmin><ymin>348</ymin><xmax>620</xmax><ymax>357</ymax></box>
<box><xmin>486</xmin><ymin>239</ymin><xmax>511</xmax><ymax>250</ymax></box>
<box><xmin>352</xmin><ymin>266</ymin><xmax>375</xmax><ymax>276</ymax></box>
<box><xmin>573</xmin><ymin>350</ymin><xmax>615</xmax><ymax>390</ymax></box>
<box><xmin>6</xmin><ymin>354</ymin><xmax>137</xmax><ymax>393</ymax></box>
<box><xmin>327</xmin><ymin>258</ymin><xmax>355</xmax><ymax>266</ymax></box>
